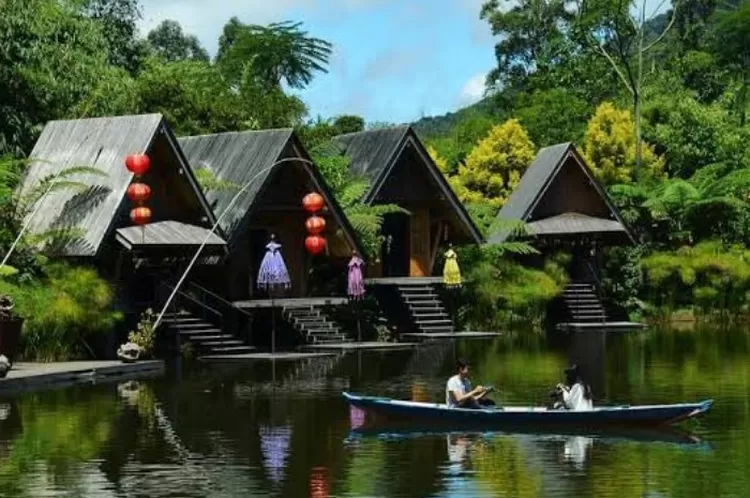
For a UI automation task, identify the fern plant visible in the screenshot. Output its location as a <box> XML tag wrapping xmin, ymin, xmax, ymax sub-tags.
<box><xmin>312</xmin><ymin>143</ymin><xmax>405</xmax><ymax>258</ymax></box>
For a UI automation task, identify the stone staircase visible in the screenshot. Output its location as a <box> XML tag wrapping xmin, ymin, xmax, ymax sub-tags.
<box><xmin>160</xmin><ymin>311</ymin><xmax>256</xmax><ymax>356</ymax></box>
<box><xmin>397</xmin><ymin>283</ymin><xmax>454</xmax><ymax>334</ymax></box>
<box><xmin>283</xmin><ymin>306</ymin><xmax>348</xmax><ymax>344</ymax></box>
<box><xmin>562</xmin><ymin>282</ymin><xmax>607</xmax><ymax>323</ymax></box>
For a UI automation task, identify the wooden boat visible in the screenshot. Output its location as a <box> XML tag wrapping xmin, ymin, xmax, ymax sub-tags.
<box><xmin>343</xmin><ymin>392</ymin><xmax>714</xmax><ymax>427</ymax></box>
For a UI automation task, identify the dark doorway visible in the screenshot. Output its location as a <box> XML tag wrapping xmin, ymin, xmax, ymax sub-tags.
<box><xmin>381</xmin><ymin>213</ymin><xmax>410</xmax><ymax>277</ymax></box>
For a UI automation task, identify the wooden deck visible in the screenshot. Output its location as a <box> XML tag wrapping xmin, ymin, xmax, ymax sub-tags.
<box><xmin>556</xmin><ymin>322</ymin><xmax>647</xmax><ymax>332</ymax></box>
<box><xmin>0</xmin><ymin>360</ymin><xmax>165</xmax><ymax>395</ymax></box>
<box><xmin>199</xmin><ymin>352</ymin><xmax>337</xmax><ymax>361</ymax></box>
<box><xmin>401</xmin><ymin>331</ymin><xmax>500</xmax><ymax>340</ymax></box>
<box><xmin>301</xmin><ymin>341</ymin><xmax>419</xmax><ymax>351</ymax></box>
<box><xmin>366</xmin><ymin>277</ymin><xmax>443</xmax><ymax>286</ymax></box>
<box><xmin>233</xmin><ymin>297</ymin><xmax>349</xmax><ymax>309</ymax></box>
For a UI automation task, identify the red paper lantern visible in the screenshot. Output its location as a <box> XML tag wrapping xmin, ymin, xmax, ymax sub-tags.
<box><xmin>309</xmin><ymin>467</ymin><xmax>329</xmax><ymax>498</ymax></box>
<box><xmin>302</xmin><ymin>192</ymin><xmax>324</xmax><ymax>213</ymax></box>
<box><xmin>130</xmin><ymin>206</ymin><xmax>152</xmax><ymax>225</ymax></box>
<box><xmin>125</xmin><ymin>154</ymin><xmax>151</xmax><ymax>176</ymax></box>
<box><xmin>305</xmin><ymin>235</ymin><xmax>326</xmax><ymax>255</ymax></box>
<box><xmin>127</xmin><ymin>182</ymin><xmax>151</xmax><ymax>203</ymax></box>
<box><xmin>305</xmin><ymin>215</ymin><xmax>326</xmax><ymax>235</ymax></box>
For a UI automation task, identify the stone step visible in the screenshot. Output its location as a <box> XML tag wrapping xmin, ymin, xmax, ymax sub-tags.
<box><xmin>411</xmin><ymin>311</ymin><xmax>449</xmax><ymax>319</ymax></box>
<box><xmin>398</xmin><ymin>286</ymin><xmax>434</xmax><ymax>292</ymax></box>
<box><xmin>415</xmin><ymin>319</ymin><xmax>453</xmax><ymax>326</ymax></box>
<box><xmin>197</xmin><ymin>339</ymin><xmax>248</xmax><ymax>348</ymax></box>
<box><xmin>206</xmin><ymin>345</ymin><xmax>256</xmax><ymax>354</ymax></box>
<box><xmin>162</xmin><ymin>317</ymin><xmax>203</xmax><ymax>324</ymax></box>
<box><xmin>292</xmin><ymin>317</ymin><xmax>327</xmax><ymax>324</ymax></box>
<box><xmin>303</xmin><ymin>326</ymin><xmax>337</xmax><ymax>334</ymax></box>
<box><xmin>179</xmin><ymin>328</ymin><xmax>223</xmax><ymax>336</ymax></box>
<box><xmin>419</xmin><ymin>326</ymin><xmax>454</xmax><ymax>333</ymax></box>
<box><xmin>311</xmin><ymin>334</ymin><xmax>347</xmax><ymax>343</ymax></box>
<box><xmin>410</xmin><ymin>302</ymin><xmax>444</xmax><ymax>308</ymax></box>
<box><xmin>170</xmin><ymin>322</ymin><xmax>220</xmax><ymax>330</ymax></box>
<box><xmin>183</xmin><ymin>334</ymin><xmax>236</xmax><ymax>341</ymax></box>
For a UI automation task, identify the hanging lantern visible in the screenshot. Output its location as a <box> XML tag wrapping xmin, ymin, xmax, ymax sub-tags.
<box><xmin>125</xmin><ymin>154</ymin><xmax>151</xmax><ymax>176</ymax></box>
<box><xmin>302</xmin><ymin>192</ymin><xmax>324</xmax><ymax>213</ymax></box>
<box><xmin>127</xmin><ymin>182</ymin><xmax>151</xmax><ymax>203</ymax></box>
<box><xmin>309</xmin><ymin>467</ymin><xmax>329</xmax><ymax>498</ymax></box>
<box><xmin>305</xmin><ymin>235</ymin><xmax>326</xmax><ymax>255</ymax></box>
<box><xmin>305</xmin><ymin>215</ymin><xmax>326</xmax><ymax>235</ymax></box>
<box><xmin>130</xmin><ymin>206</ymin><xmax>152</xmax><ymax>225</ymax></box>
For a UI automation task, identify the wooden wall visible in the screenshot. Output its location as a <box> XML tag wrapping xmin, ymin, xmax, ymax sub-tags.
<box><xmin>531</xmin><ymin>158</ymin><xmax>612</xmax><ymax>220</ymax></box>
<box><xmin>409</xmin><ymin>207</ymin><xmax>430</xmax><ymax>277</ymax></box>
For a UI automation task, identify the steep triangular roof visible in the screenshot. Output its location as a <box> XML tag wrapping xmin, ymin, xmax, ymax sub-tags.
<box><xmin>334</xmin><ymin>126</ymin><xmax>483</xmax><ymax>244</ymax></box>
<box><xmin>179</xmin><ymin>129</ymin><xmax>365</xmax><ymax>255</ymax></box>
<box><xmin>19</xmin><ymin>114</ymin><xmax>217</xmax><ymax>257</ymax></box>
<box><xmin>489</xmin><ymin>142</ymin><xmax>634</xmax><ymax>244</ymax></box>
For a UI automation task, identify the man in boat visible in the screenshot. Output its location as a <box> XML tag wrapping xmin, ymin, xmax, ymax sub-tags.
<box><xmin>446</xmin><ymin>359</ymin><xmax>496</xmax><ymax>409</ymax></box>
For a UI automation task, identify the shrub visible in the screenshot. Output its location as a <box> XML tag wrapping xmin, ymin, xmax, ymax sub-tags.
<box><xmin>127</xmin><ymin>308</ymin><xmax>156</xmax><ymax>358</ymax></box>
<box><xmin>0</xmin><ymin>263</ymin><xmax>122</xmax><ymax>361</ymax></box>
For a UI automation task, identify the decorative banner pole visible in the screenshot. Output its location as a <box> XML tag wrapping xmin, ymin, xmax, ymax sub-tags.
<box><xmin>125</xmin><ymin>154</ymin><xmax>152</xmax><ymax>243</ymax></box>
<box><xmin>348</xmin><ymin>250</ymin><xmax>365</xmax><ymax>342</ymax></box>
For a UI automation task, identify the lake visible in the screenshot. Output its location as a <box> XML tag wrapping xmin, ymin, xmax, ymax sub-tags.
<box><xmin>0</xmin><ymin>325</ymin><xmax>747</xmax><ymax>498</ymax></box>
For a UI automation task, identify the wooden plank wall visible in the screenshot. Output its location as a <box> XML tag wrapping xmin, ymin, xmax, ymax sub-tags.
<box><xmin>409</xmin><ymin>207</ymin><xmax>430</xmax><ymax>277</ymax></box>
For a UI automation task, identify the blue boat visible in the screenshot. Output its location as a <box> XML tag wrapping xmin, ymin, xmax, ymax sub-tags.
<box><xmin>343</xmin><ymin>392</ymin><xmax>714</xmax><ymax>427</ymax></box>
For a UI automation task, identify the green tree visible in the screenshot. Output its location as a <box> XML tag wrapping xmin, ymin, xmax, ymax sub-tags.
<box><xmin>147</xmin><ymin>20</ymin><xmax>210</xmax><ymax>63</ymax></box>
<box><xmin>583</xmin><ymin>102</ymin><xmax>665</xmax><ymax>184</ymax></box>
<box><xmin>712</xmin><ymin>2</ymin><xmax>750</xmax><ymax>125</ymax></box>
<box><xmin>480</xmin><ymin>0</ymin><xmax>575</xmax><ymax>90</ymax></box>
<box><xmin>135</xmin><ymin>58</ymin><xmax>251</xmax><ymax>136</ymax></box>
<box><xmin>83</xmin><ymin>0</ymin><xmax>149</xmax><ymax>74</ymax></box>
<box><xmin>217</xmin><ymin>18</ymin><xmax>332</xmax><ymax>90</ymax></box>
<box><xmin>0</xmin><ymin>0</ymin><xmax>127</xmax><ymax>155</ymax></box>
<box><xmin>453</xmin><ymin>119</ymin><xmax>536</xmax><ymax>208</ymax></box>
<box><xmin>514</xmin><ymin>88</ymin><xmax>591</xmax><ymax>147</ymax></box>
<box><xmin>574</xmin><ymin>0</ymin><xmax>681</xmax><ymax>176</ymax></box>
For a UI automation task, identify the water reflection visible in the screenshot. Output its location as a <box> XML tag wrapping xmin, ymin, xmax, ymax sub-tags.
<box><xmin>0</xmin><ymin>326</ymin><xmax>744</xmax><ymax>498</ymax></box>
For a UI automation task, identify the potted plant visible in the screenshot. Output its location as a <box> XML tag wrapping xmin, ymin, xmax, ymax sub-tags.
<box><xmin>0</xmin><ymin>295</ymin><xmax>23</xmax><ymax>364</ymax></box>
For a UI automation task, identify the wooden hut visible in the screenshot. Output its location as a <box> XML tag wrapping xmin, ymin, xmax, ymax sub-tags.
<box><xmin>334</xmin><ymin>126</ymin><xmax>482</xmax><ymax>337</ymax></box>
<box><xmin>489</xmin><ymin>142</ymin><xmax>638</xmax><ymax>329</ymax></box>
<box><xmin>19</xmin><ymin>114</ymin><xmax>231</xmax><ymax>353</ymax></box>
<box><xmin>179</xmin><ymin>130</ymin><xmax>364</xmax><ymax>347</ymax></box>
<box><xmin>334</xmin><ymin>126</ymin><xmax>482</xmax><ymax>279</ymax></box>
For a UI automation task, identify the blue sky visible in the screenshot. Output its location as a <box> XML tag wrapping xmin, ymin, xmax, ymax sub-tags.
<box><xmin>139</xmin><ymin>0</ymin><xmax>496</xmax><ymax>125</ymax></box>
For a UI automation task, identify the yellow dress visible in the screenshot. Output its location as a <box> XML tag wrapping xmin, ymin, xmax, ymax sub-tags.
<box><xmin>443</xmin><ymin>249</ymin><xmax>462</xmax><ymax>287</ymax></box>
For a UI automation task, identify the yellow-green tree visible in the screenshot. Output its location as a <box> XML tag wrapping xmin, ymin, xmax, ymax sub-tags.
<box><xmin>453</xmin><ymin>119</ymin><xmax>535</xmax><ymax>208</ymax></box>
<box><xmin>426</xmin><ymin>144</ymin><xmax>450</xmax><ymax>175</ymax></box>
<box><xmin>583</xmin><ymin>102</ymin><xmax>665</xmax><ymax>184</ymax></box>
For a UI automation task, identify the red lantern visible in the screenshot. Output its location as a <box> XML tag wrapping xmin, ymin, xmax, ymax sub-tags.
<box><xmin>130</xmin><ymin>206</ymin><xmax>152</xmax><ymax>225</ymax></box>
<box><xmin>305</xmin><ymin>215</ymin><xmax>326</xmax><ymax>235</ymax></box>
<box><xmin>309</xmin><ymin>467</ymin><xmax>329</xmax><ymax>498</ymax></box>
<box><xmin>125</xmin><ymin>154</ymin><xmax>151</xmax><ymax>176</ymax></box>
<box><xmin>302</xmin><ymin>192</ymin><xmax>324</xmax><ymax>213</ymax></box>
<box><xmin>127</xmin><ymin>182</ymin><xmax>151</xmax><ymax>203</ymax></box>
<box><xmin>305</xmin><ymin>235</ymin><xmax>326</xmax><ymax>255</ymax></box>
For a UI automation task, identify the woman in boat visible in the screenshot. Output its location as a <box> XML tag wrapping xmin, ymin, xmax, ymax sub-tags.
<box><xmin>557</xmin><ymin>364</ymin><xmax>593</xmax><ymax>411</ymax></box>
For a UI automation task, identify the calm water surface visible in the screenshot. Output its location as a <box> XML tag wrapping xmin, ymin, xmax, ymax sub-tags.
<box><xmin>0</xmin><ymin>326</ymin><xmax>747</xmax><ymax>498</ymax></box>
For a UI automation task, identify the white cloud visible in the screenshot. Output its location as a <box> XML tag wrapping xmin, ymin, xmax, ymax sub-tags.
<box><xmin>458</xmin><ymin>72</ymin><xmax>487</xmax><ymax>105</ymax></box>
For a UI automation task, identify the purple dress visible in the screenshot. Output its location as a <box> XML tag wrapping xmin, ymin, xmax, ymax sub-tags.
<box><xmin>259</xmin><ymin>424</ymin><xmax>291</xmax><ymax>484</ymax></box>
<box><xmin>347</xmin><ymin>255</ymin><xmax>365</xmax><ymax>300</ymax></box>
<box><xmin>257</xmin><ymin>241</ymin><xmax>291</xmax><ymax>290</ymax></box>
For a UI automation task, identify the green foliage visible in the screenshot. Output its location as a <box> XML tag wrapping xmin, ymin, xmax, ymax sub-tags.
<box><xmin>311</xmin><ymin>142</ymin><xmax>404</xmax><ymax>258</ymax></box>
<box><xmin>460</xmin><ymin>245</ymin><xmax>566</xmax><ymax>329</ymax></box>
<box><xmin>514</xmin><ymin>89</ymin><xmax>591</xmax><ymax>147</ymax></box>
<box><xmin>128</xmin><ymin>308</ymin><xmax>156</xmax><ymax>358</ymax></box>
<box><xmin>0</xmin><ymin>263</ymin><xmax>122</xmax><ymax>361</ymax></box>
<box><xmin>642</xmin><ymin>241</ymin><xmax>750</xmax><ymax>316</ymax></box>
<box><xmin>452</xmin><ymin>119</ymin><xmax>536</xmax><ymax>208</ymax></box>
<box><xmin>583</xmin><ymin>102</ymin><xmax>665</xmax><ymax>184</ymax></box>
<box><xmin>146</xmin><ymin>20</ymin><xmax>209</xmax><ymax>63</ymax></box>
<box><xmin>216</xmin><ymin>18</ymin><xmax>332</xmax><ymax>90</ymax></box>
<box><xmin>712</xmin><ymin>2</ymin><xmax>750</xmax><ymax>125</ymax></box>
<box><xmin>194</xmin><ymin>167</ymin><xmax>240</xmax><ymax>193</ymax></box>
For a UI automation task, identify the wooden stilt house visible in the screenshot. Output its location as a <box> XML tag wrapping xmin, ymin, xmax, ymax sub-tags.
<box><xmin>334</xmin><ymin>126</ymin><xmax>482</xmax><ymax>337</ymax></box>
<box><xmin>489</xmin><ymin>142</ymin><xmax>638</xmax><ymax>329</ymax></box>
<box><xmin>179</xmin><ymin>129</ymin><xmax>364</xmax><ymax>347</ymax></box>
<box><xmin>19</xmin><ymin>114</ymin><xmax>232</xmax><ymax>355</ymax></box>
